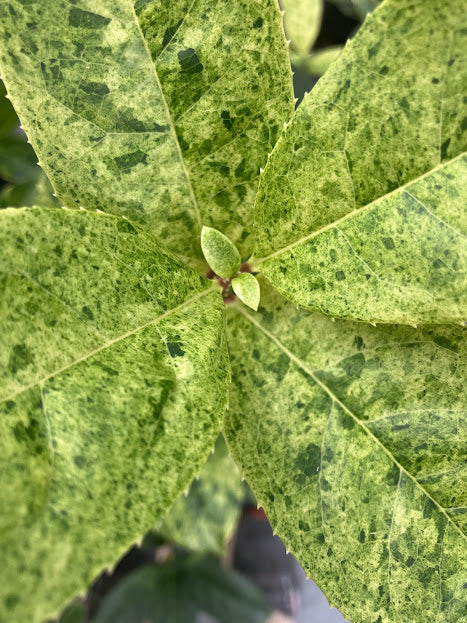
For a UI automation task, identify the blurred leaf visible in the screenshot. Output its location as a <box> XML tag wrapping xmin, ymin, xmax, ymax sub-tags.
<box><xmin>0</xmin><ymin>170</ymin><xmax>60</xmax><ymax>209</ymax></box>
<box><xmin>0</xmin><ymin>135</ymin><xmax>39</xmax><ymax>185</ymax></box>
<box><xmin>328</xmin><ymin>0</ymin><xmax>381</xmax><ymax>20</ymax></box>
<box><xmin>281</xmin><ymin>0</ymin><xmax>323</xmax><ymax>54</ymax></box>
<box><xmin>57</xmin><ymin>601</ymin><xmax>85</xmax><ymax>623</ymax></box>
<box><xmin>290</xmin><ymin>46</ymin><xmax>343</xmax><ymax>76</ymax></box>
<box><xmin>156</xmin><ymin>435</ymin><xmax>244</xmax><ymax>555</ymax></box>
<box><xmin>0</xmin><ymin>81</ymin><xmax>18</xmax><ymax>137</ymax></box>
<box><xmin>92</xmin><ymin>555</ymin><xmax>272</xmax><ymax>623</ymax></box>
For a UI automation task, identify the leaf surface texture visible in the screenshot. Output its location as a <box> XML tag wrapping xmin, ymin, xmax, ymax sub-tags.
<box><xmin>225</xmin><ymin>280</ymin><xmax>466</xmax><ymax>623</ymax></box>
<box><xmin>0</xmin><ymin>0</ymin><xmax>294</xmax><ymax>265</ymax></box>
<box><xmin>0</xmin><ymin>208</ymin><xmax>229</xmax><ymax>623</ymax></box>
<box><xmin>255</xmin><ymin>0</ymin><xmax>467</xmax><ymax>324</ymax></box>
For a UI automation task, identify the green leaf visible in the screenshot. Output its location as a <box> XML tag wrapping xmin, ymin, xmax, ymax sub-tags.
<box><xmin>0</xmin><ymin>208</ymin><xmax>229</xmax><ymax>623</ymax></box>
<box><xmin>201</xmin><ymin>226</ymin><xmax>241</xmax><ymax>279</ymax></box>
<box><xmin>0</xmin><ymin>80</ymin><xmax>18</xmax><ymax>137</ymax></box>
<box><xmin>0</xmin><ymin>170</ymin><xmax>60</xmax><ymax>209</ymax></box>
<box><xmin>254</xmin><ymin>0</ymin><xmax>467</xmax><ymax>325</ymax></box>
<box><xmin>92</xmin><ymin>554</ymin><xmax>272</xmax><ymax>623</ymax></box>
<box><xmin>0</xmin><ymin>135</ymin><xmax>39</xmax><ymax>185</ymax></box>
<box><xmin>156</xmin><ymin>435</ymin><xmax>244</xmax><ymax>555</ymax></box>
<box><xmin>225</xmin><ymin>279</ymin><xmax>466</xmax><ymax>623</ymax></box>
<box><xmin>0</xmin><ymin>1</ymin><xmax>294</xmax><ymax>266</ymax></box>
<box><xmin>290</xmin><ymin>46</ymin><xmax>343</xmax><ymax>76</ymax></box>
<box><xmin>328</xmin><ymin>0</ymin><xmax>381</xmax><ymax>20</ymax></box>
<box><xmin>280</xmin><ymin>0</ymin><xmax>323</xmax><ymax>54</ymax></box>
<box><xmin>260</xmin><ymin>155</ymin><xmax>467</xmax><ymax>325</ymax></box>
<box><xmin>232</xmin><ymin>272</ymin><xmax>261</xmax><ymax>311</ymax></box>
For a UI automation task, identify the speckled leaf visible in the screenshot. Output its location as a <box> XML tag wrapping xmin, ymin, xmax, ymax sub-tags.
<box><xmin>0</xmin><ymin>208</ymin><xmax>229</xmax><ymax>623</ymax></box>
<box><xmin>0</xmin><ymin>1</ymin><xmax>294</xmax><ymax>267</ymax></box>
<box><xmin>232</xmin><ymin>272</ymin><xmax>261</xmax><ymax>311</ymax></box>
<box><xmin>201</xmin><ymin>226</ymin><xmax>241</xmax><ymax>279</ymax></box>
<box><xmin>280</xmin><ymin>0</ymin><xmax>323</xmax><ymax>54</ymax></box>
<box><xmin>225</xmin><ymin>279</ymin><xmax>466</xmax><ymax>623</ymax></box>
<box><xmin>255</xmin><ymin>0</ymin><xmax>467</xmax><ymax>325</ymax></box>
<box><xmin>156</xmin><ymin>435</ymin><xmax>244</xmax><ymax>555</ymax></box>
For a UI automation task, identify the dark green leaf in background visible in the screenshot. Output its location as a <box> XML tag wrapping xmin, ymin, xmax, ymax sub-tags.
<box><xmin>92</xmin><ymin>555</ymin><xmax>272</xmax><ymax>623</ymax></box>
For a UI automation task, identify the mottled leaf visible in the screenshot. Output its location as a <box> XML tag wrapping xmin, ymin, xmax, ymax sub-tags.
<box><xmin>280</xmin><ymin>0</ymin><xmax>323</xmax><ymax>54</ymax></box>
<box><xmin>225</xmin><ymin>280</ymin><xmax>466</xmax><ymax>623</ymax></box>
<box><xmin>232</xmin><ymin>272</ymin><xmax>261</xmax><ymax>311</ymax></box>
<box><xmin>201</xmin><ymin>226</ymin><xmax>241</xmax><ymax>279</ymax></box>
<box><xmin>255</xmin><ymin>0</ymin><xmax>467</xmax><ymax>325</ymax></box>
<box><xmin>0</xmin><ymin>208</ymin><xmax>229</xmax><ymax>623</ymax></box>
<box><xmin>0</xmin><ymin>0</ymin><xmax>294</xmax><ymax>266</ymax></box>
<box><xmin>92</xmin><ymin>554</ymin><xmax>272</xmax><ymax>623</ymax></box>
<box><xmin>156</xmin><ymin>435</ymin><xmax>244</xmax><ymax>555</ymax></box>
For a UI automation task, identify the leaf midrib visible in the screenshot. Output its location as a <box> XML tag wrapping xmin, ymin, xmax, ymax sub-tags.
<box><xmin>237</xmin><ymin>305</ymin><xmax>466</xmax><ymax>539</ymax></box>
<box><xmin>2</xmin><ymin>287</ymin><xmax>216</xmax><ymax>404</ymax></box>
<box><xmin>129</xmin><ymin>1</ymin><xmax>202</xmax><ymax>231</ymax></box>
<box><xmin>256</xmin><ymin>151</ymin><xmax>467</xmax><ymax>264</ymax></box>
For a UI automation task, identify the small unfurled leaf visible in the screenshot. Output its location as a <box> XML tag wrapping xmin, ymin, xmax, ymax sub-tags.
<box><xmin>92</xmin><ymin>554</ymin><xmax>272</xmax><ymax>623</ymax></box>
<box><xmin>156</xmin><ymin>435</ymin><xmax>244</xmax><ymax>555</ymax></box>
<box><xmin>232</xmin><ymin>273</ymin><xmax>261</xmax><ymax>311</ymax></box>
<box><xmin>281</xmin><ymin>0</ymin><xmax>323</xmax><ymax>54</ymax></box>
<box><xmin>255</xmin><ymin>0</ymin><xmax>467</xmax><ymax>325</ymax></box>
<box><xmin>201</xmin><ymin>226</ymin><xmax>241</xmax><ymax>279</ymax></box>
<box><xmin>0</xmin><ymin>1</ymin><xmax>294</xmax><ymax>266</ymax></box>
<box><xmin>225</xmin><ymin>279</ymin><xmax>466</xmax><ymax>623</ymax></box>
<box><xmin>0</xmin><ymin>208</ymin><xmax>229</xmax><ymax>623</ymax></box>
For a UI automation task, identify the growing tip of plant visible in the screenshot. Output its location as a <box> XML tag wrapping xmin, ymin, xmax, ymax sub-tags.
<box><xmin>201</xmin><ymin>225</ymin><xmax>241</xmax><ymax>279</ymax></box>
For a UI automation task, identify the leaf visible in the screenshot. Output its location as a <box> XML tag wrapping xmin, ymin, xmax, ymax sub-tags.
<box><xmin>0</xmin><ymin>208</ymin><xmax>229</xmax><ymax>623</ymax></box>
<box><xmin>328</xmin><ymin>0</ymin><xmax>381</xmax><ymax>20</ymax></box>
<box><xmin>232</xmin><ymin>272</ymin><xmax>261</xmax><ymax>311</ymax></box>
<box><xmin>0</xmin><ymin>171</ymin><xmax>60</xmax><ymax>209</ymax></box>
<box><xmin>91</xmin><ymin>554</ymin><xmax>272</xmax><ymax>623</ymax></box>
<box><xmin>260</xmin><ymin>155</ymin><xmax>467</xmax><ymax>325</ymax></box>
<box><xmin>290</xmin><ymin>46</ymin><xmax>343</xmax><ymax>76</ymax></box>
<box><xmin>224</xmin><ymin>279</ymin><xmax>466</xmax><ymax>623</ymax></box>
<box><xmin>201</xmin><ymin>226</ymin><xmax>241</xmax><ymax>279</ymax></box>
<box><xmin>280</xmin><ymin>0</ymin><xmax>323</xmax><ymax>54</ymax></box>
<box><xmin>254</xmin><ymin>0</ymin><xmax>467</xmax><ymax>325</ymax></box>
<box><xmin>156</xmin><ymin>435</ymin><xmax>244</xmax><ymax>555</ymax></box>
<box><xmin>0</xmin><ymin>80</ymin><xmax>18</xmax><ymax>137</ymax></box>
<box><xmin>0</xmin><ymin>135</ymin><xmax>39</xmax><ymax>185</ymax></box>
<box><xmin>0</xmin><ymin>1</ymin><xmax>294</xmax><ymax>267</ymax></box>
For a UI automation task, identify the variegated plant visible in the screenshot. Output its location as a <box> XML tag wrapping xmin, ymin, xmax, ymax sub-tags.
<box><xmin>0</xmin><ymin>1</ymin><xmax>465</xmax><ymax>622</ymax></box>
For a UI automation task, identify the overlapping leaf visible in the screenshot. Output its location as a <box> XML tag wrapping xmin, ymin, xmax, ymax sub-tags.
<box><xmin>0</xmin><ymin>208</ymin><xmax>229</xmax><ymax>623</ymax></box>
<box><xmin>281</xmin><ymin>0</ymin><xmax>323</xmax><ymax>54</ymax></box>
<box><xmin>225</xmin><ymin>279</ymin><xmax>466</xmax><ymax>623</ymax></box>
<box><xmin>0</xmin><ymin>0</ymin><xmax>294</xmax><ymax>266</ymax></box>
<box><xmin>156</xmin><ymin>435</ymin><xmax>244</xmax><ymax>555</ymax></box>
<box><xmin>254</xmin><ymin>0</ymin><xmax>467</xmax><ymax>324</ymax></box>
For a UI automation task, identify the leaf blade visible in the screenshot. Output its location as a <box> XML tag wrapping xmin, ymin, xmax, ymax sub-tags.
<box><xmin>254</xmin><ymin>0</ymin><xmax>467</xmax><ymax>324</ymax></box>
<box><xmin>224</xmin><ymin>281</ymin><xmax>466</xmax><ymax>623</ymax></box>
<box><xmin>0</xmin><ymin>208</ymin><xmax>230</xmax><ymax>623</ymax></box>
<box><xmin>0</xmin><ymin>0</ymin><xmax>294</xmax><ymax>265</ymax></box>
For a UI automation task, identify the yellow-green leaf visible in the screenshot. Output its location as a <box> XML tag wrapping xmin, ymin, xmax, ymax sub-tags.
<box><xmin>232</xmin><ymin>272</ymin><xmax>261</xmax><ymax>311</ymax></box>
<box><xmin>254</xmin><ymin>0</ymin><xmax>467</xmax><ymax>325</ymax></box>
<box><xmin>0</xmin><ymin>0</ymin><xmax>294</xmax><ymax>267</ymax></box>
<box><xmin>0</xmin><ymin>208</ymin><xmax>229</xmax><ymax>623</ymax></box>
<box><xmin>280</xmin><ymin>0</ymin><xmax>323</xmax><ymax>54</ymax></box>
<box><xmin>225</xmin><ymin>280</ymin><xmax>466</xmax><ymax>623</ymax></box>
<box><xmin>201</xmin><ymin>226</ymin><xmax>241</xmax><ymax>279</ymax></box>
